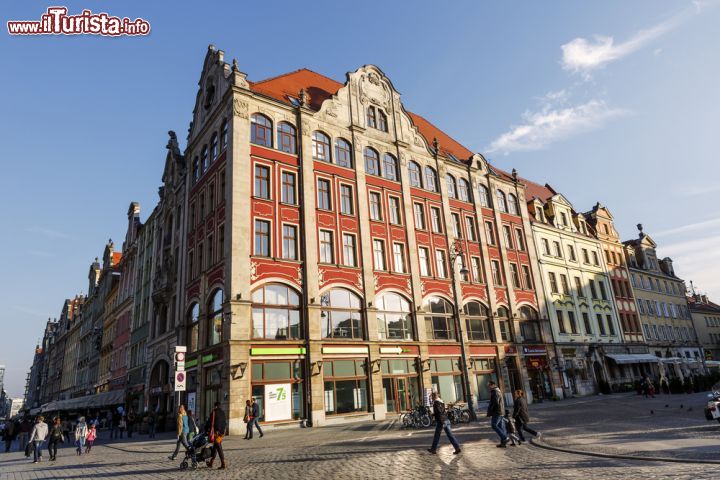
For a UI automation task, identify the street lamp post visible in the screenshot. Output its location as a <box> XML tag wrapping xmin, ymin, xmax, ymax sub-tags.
<box><xmin>448</xmin><ymin>240</ymin><xmax>477</xmax><ymax>421</ymax></box>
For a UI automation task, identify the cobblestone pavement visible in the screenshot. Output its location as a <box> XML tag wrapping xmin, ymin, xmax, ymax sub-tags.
<box><xmin>1</xmin><ymin>393</ymin><xmax>718</xmax><ymax>479</ymax></box>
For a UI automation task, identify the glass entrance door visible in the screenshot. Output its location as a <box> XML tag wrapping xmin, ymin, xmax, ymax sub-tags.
<box><xmin>383</xmin><ymin>376</ymin><xmax>419</xmax><ymax>413</ymax></box>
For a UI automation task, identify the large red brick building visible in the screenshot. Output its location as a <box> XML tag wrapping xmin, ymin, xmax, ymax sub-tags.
<box><xmin>180</xmin><ymin>46</ymin><xmax>559</xmax><ymax>432</ymax></box>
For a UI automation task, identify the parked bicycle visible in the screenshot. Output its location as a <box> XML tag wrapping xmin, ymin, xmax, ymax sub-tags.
<box><xmin>400</xmin><ymin>405</ymin><xmax>432</xmax><ymax>428</ymax></box>
<box><xmin>446</xmin><ymin>402</ymin><xmax>471</xmax><ymax>425</ymax></box>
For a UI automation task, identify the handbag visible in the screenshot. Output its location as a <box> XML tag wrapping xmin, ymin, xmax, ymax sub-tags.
<box><xmin>208</xmin><ymin>411</ymin><xmax>216</xmax><ymax>443</ymax></box>
<box><xmin>25</xmin><ymin>442</ymin><xmax>32</xmax><ymax>457</ymax></box>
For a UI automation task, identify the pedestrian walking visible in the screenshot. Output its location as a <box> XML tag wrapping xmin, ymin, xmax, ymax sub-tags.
<box><xmin>503</xmin><ymin>411</ymin><xmax>521</xmax><ymax>446</ymax></box>
<box><xmin>2</xmin><ymin>419</ymin><xmax>14</xmax><ymax>452</ymax></box>
<box><xmin>118</xmin><ymin>416</ymin><xmax>127</xmax><ymax>438</ymax></box>
<box><xmin>168</xmin><ymin>405</ymin><xmax>190</xmax><ymax>461</ymax></box>
<box><xmin>74</xmin><ymin>417</ymin><xmax>88</xmax><ymax>456</ymax></box>
<box><xmin>427</xmin><ymin>392</ymin><xmax>462</xmax><ymax>455</ymax></box>
<box><xmin>512</xmin><ymin>389</ymin><xmax>541</xmax><ymax>442</ymax></box>
<box><xmin>47</xmin><ymin>417</ymin><xmax>64</xmax><ymax>461</ymax></box>
<box><xmin>18</xmin><ymin>418</ymin><xmax>32</xmax><ymax>454</ymax></box>
<box><xmin>85</xmin><ymin>423</ymin><xmax>97</xmax><ymax>453</ymax></box>
<box><xmin>126</xmin><ymin>410</ymin><xmax>136</xmax><ymax>438</ymax></box>
<box><xmin>250</xmin><ymin>398</ymin><xmax>264</xmax><ymax>439</ymax></box>
<box><xmin>147</xmin><ymin>411</ymin><xmax>156</xmax><ymax>439</ymax></box>
<box><xmin>62</xmin><ymin>419</ymin><xmax>71</xmax><ymax>444</ymax></box>
<box><xmin>487</xmin><ymin>381</ymin><xmax>509</xmax><ymax>448</ymax></box>
<box><xmin>187</xmin><ymin>410</ymin><xmax>199</xmax><ymax>442</ymax></box>
<box><xmin>111</xmin><ymin>411</ymin><xmax>120</xmax><ymax>440</ymax></box>
<box><xmin>243</xmin><ymin>400</ymin><xmax>253</xmax><ymax>439</ymax></box>
<box><xmin>207</xmin><ymin>401</ymin><xmax>227</xmax><ymax>470</ymax></box>
<box><xmin>28</xmin><ymin>416</ymin><xmax>49</xmax><ymax>463</ymax></box>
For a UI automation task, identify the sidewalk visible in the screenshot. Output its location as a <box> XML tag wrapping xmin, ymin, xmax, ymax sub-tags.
<box><xmin>529</xmin><ymin>390</ymin><xmax>720</xmax><ymax>462</ymax></box>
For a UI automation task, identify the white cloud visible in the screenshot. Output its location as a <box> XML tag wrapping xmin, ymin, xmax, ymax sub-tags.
<box><xmin>25</xmin><ymin>226</ymin><xmax>69</xmax><ymax>239</ymax></box>
<box><xmin>486</xmin><ymin>99</ymin><xmax>628</xmax><ymax>154</ymax></box>
<box><xmin>672</xmin><ymin>183</ymin><xmax>720</xmax><ymax>197</ymax></box>
<box><xmin>653</xmin><ymin>217</ymin><xmax>720</xmax><ymax>238</ymax></box>
<box><xmin>560</xmin><ymin>3</ymin><xmax>713</xmax><ymax>76</ymax></box>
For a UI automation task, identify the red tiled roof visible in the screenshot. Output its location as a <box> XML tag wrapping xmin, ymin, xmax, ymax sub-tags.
<box><xmin>250</xmin><ymin>69</ymin><xmax>476</xmax><ymax>161</ymax></box>
<box><xmin>522</xmin><ymin>178</ymin><xmax>555</xmax><ymax>202</ymax></box>
<box><xmin>250</xmin><ymin>67</ymin><xmax>550</xmax><ymax>190</ymax></box>
<box><xmin>251</xmin><ymin>68</ymin><xmax>343</xmax><ymax>112</ymax></box>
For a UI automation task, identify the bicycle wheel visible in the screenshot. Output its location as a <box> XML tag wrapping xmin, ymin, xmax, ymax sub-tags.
<box><xmin>401</xmin><ymin>413</ymin><xmax>413</xmax><ymax>428</ymax></box>
<box><xmin>460</xmin><ymin>411</ymin><xmax>470</xmax><ymax>423</ymax></box>
<box><xmin>420</xmin><ymin>414</ymin><xmax>432</xmax><ymax>428</ymax></box>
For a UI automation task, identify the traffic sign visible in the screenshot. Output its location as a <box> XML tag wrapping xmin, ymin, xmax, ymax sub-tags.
<box><xmin>175</xmin><ymin>345</ymin><xmax>187</xmax><ymax>371</ymax></box>
<box><xmin>174</xmin><ymin>371</ymin><xmax>186</xmax><ymax>391</ymax></box>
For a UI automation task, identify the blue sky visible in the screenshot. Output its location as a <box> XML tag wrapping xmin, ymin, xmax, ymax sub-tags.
<box><xmin>1</xmin><ymin>1</ymin><xmax>718</xmax><ymax>396</ymax></box>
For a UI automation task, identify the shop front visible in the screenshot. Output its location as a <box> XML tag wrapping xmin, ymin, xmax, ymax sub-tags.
<box><xmin>502</xmin><ymin>346</ymin><xmax>524</xmax><ymax>402</ymax></box>
<box><xmin>521</xmin><ymin>345</ymin><xmax>553</xmax><ymax>401</ymax></box>
<box><xmin>322</xmin><ymin>358</ymin><xmax>370</xmax><ymax>416</ymax></box>
<box><xmin>251</xmin><ymin>359</ymin><xmax>304</xmax><ymax>423</ymax></box>
<box><xmin>469</xmin><ymin>345</ymin><xmax>499</xmax><ymax>409</ymax></box>
<box><xmin>429</xmin><ymin>358</ymin><xmax>464</xmax><ymax>404</ymax></box>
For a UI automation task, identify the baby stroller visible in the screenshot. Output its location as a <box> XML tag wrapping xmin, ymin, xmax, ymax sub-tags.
<box><xmin>179</xmin><ymin>432</ymin><xmax>214</xmax><ymax>470</ymax></box>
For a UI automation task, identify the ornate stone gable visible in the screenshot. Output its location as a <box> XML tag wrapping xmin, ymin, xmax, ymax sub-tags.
<box><xmin>188</xmin><ymin>45</ymin><xmax>234</xmax><ymax>142</ymax></box>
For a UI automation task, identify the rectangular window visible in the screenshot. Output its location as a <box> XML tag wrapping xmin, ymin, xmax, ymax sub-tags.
<box><xmin>317</xmin><ymin>178</ymin><xmax>332</xmax><ymax>210</ymax></box>
<box><xmin>458</xmin><ymin>218</ymin><xmax>473</xmax><ymax>242</ymax></box>
<box><xmin>557</xmin><ymin>310</ymin><xmax>567</xmax><ymax>334</ymax></box>
<box><xmin>515</xmin><ymin>229</ymin><xmax>525</xmax><ymax>251</ymax></box>
<box><xmin>430</xmin><ymin>207</ymin><xmax>442</xmax><ymax>233</ymax></box>
<box><xmin>373</xmin><ymin>239</ymin><xmax>386</xmax><ymax>270</ymax></box>
<box><xmin>560</xmin><ymin>274</ymin><xmax>570</xmax><ymax>295</ymax></box>
<box><xmin>218</xmin><ymin>224</ymin><xmax>225</xmax><ymax>259</ymax></box>
<box><xmin>485</xmin><ymin>221</ymin><xmax>496</xmax><ymax>245</ymax></box>
<box><xmin>459</xmin><ymin>255</ymin><xmax>469</xmax><ymax>281</ymax></box>
<box><xmin>419</xmin><ymin>247</ymin><xmax>430</xmax><ymax>276</ymax></box>
<box><xmin>503</xmin><ymin>225</ymin><xmax>513</xmax><ymax>249</ymax></box>
<box><xmin>549</xmin><ymin>272</ymin><xmax>558</xmax><ymax>293</ymax></box>
<box><xmin>542</xmin><ymin>238</ymin><xmax>550</xmax><ymax>255</ymax></box>
<box><xmin>568</xmin><ymin>311</ymin><xmax>578</xmax><ymax>334</ymax></box>
<box><xmin>574</xmin><ymin>276</ymin><xmax>584</xmax><ymax>297</ymax></box>
<box><xmin>522</xmin><ymin>265</ymin><xmax>532</xmax><ymax>289</ymax></box>
<box><xmin>553</xmin><ymin>241</ymin><xmax>562</xmax><ymax>258</ymax></box>
<box><xmin>369</xmin><ymin>191</ymin><xmax>382</xmax><ymax>221</ymax></box>
<box><xmin>435</xmin><ymin>250</ymin><xmax>447</xmax><ymax>278</ymax></box>
<box><xmin>282</xmin><ymin>225</ymin><xmax>297</xmax><ymax>260</ymax></box>
<box><xmin>589</xmin><ymin>279</ymin><xmax>598</xmax><ymax>299</ymax></box>
<box><xmin>606</xmin><ymin>315</ymin><xmax>616</xmax><ymax>336</ymax></box>
<box><xmin>452</xmin><ymin>213</ymin><xmax>462</xmax><ymax>238</ymax></box>
<box><xmin>413</xmin><ymin>203</ymin><xmax>425</xmax><ymax>229</ymax></box>
<box><xmin>472</xmin><ymin>257</ymin><xmax>482</xmax><ymax>283</ymax></box>
<box><xmin>342</xmin><ymin>234</ymin><xmax>356</xmax><ymax>267</ymax></box>
<box><xmin>340</xmin><ymin>185</ymin><xmax>354</xmax><ymax>215</ymax></box>
<box><xmin>592</xmin><ymin>251</ymin><xmax>599</xmax><ymax>265</ymax></box>
<box><xmin>597</xmin><ymin>314</ymin><xmax>606</xmax><ymax>335</ymax></box>
<box><xmin>568</xmin><ymin>245</ymin><xmax>576</xmax><ymax>261</ymax></box>
<box><xmin>599</xmin><ymin>281</ymin><xmax>608</xmax><ymax>300</ymax></box>
<box><xmin>510</xmin><ymin>263</ymin><xmax>521</xmax><ymax>288</ymax></box>
<box><xmin>491</xmin><ymin>260</ymin><xmax>502</xmax><ymax>285</ymax></box>
<box><xmin>319</xmin><ymin>230</ymin><xmax>334</xmax><ymax>263</ymax></box>
<box><xmin>388</xmin><ymin>197</ymin><xmax>401</xmax><ymax>225</ymax></box>
<box><xmin>281</xmin><ymin>172</ymin><xmax>296</xmax><ymax>204</ymax></box>
<box><xmin>254</xmin><ymin>220</ymin><xmax>270</xmax><ymax>256</ymax></box>
<box><xmin>582</xmin><ymin>248</ymin><xmax>590</xmax><ymax>264</ymax></box>
<box><xmin>393</xmin><ymin>243</ymin><xmax>406</xmax><ymax>273</ymax></box>
<box><xmin>255</xmin><ymin>165</ymin><xmax>270</xmax><ymax>199</ymax></box>
<box><xmin>582</xmin><ymin>312</ymin><xmax>592</xmax><ymax>335</ymax></box>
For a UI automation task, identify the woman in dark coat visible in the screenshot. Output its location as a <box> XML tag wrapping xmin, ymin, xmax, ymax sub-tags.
<box><xmin>512</xmin><ymin>389</ymin><xmax>541</xmax><ymax>442</ymax></box>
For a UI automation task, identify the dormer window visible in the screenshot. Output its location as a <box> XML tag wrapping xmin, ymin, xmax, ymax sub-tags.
<box><xmin>367</xmin><ymin>106</ymin><xmax>388</xmax><ymax>132</ymax></box>
<box><xmin>559</xmin><ymin>212</ymin><xmax>568</xmax><ymax>227</ymax></box>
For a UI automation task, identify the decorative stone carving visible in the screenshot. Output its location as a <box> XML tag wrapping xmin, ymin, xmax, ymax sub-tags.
<box><xmin>296</xmin><ymin>267</ymin><xmax>303</xmax><ymax>285</ymax></box>
<box><xmin>318</xmin><ymin>269</ymin><xmax>325</xmax><ymax>285</ymax></box>
<box><xmin>326</xmin><ymin>102</ymin><xmax>338</xmax><ymax>118</ymax></box>
<box><xmin>250</xmin><ymin>261</ymin><xmax>258</xmax><ymax>281</ymax></box>
<box><xmin>413</xmin><ymin>136</ymin><xmax>424</xmax><ymax>147</ymax></box>
<box><xmin>355</xmin><ymin>273</ymin><xmax>363</xmax><ymax>290</ymax></box>
<box><xmin>420</xmin><ymin>281</ymin><xmax>427</xmax><ymax>295</ymax></box>
<box><xmin>373</xmin><ymin>274</ymin><xmax>380</xmax><ymax>291</ymax></box>
<box><xmin>233</xmin><ymin>99</ymin><xmax>248</xmax><ymax>119</ymax></box>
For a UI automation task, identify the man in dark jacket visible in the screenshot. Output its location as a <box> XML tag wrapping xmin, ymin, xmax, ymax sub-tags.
<box><xmin>427</xmin><ymin>392</ymin><xmax>461</xmax><ymax>455</ymax></box>
<box><xmin>512</xmin><ymin>389</ymin><xmax>541</xmax><ymax>442</ymax></box>
<box><xmin>248</xmin><ymin>398</ymin><xmax>264</xmax><ymax>439</ymax></box>
<box><xmin>486</xmin><ymin>381</ymin><xmax>508</xmax><ymax>447</ymax></box>
<box><xmin>208</xmin><ymin>401</ymin><xmax>227</xmax><ymax>470</ymax></box>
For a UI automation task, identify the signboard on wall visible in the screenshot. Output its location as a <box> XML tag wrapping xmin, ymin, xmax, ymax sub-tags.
<box><xmin>174</xmin><ymin>371</ymin><xmax>186</xmax><ymax>391</ymax></box>
<box><xmin>264</xmin><ymin>383</ymin><xmax>292</xmax><ymax>422</ymax></box>
<box><xmin>187</xmin><ymin>392</ymin><xmax>196</xmax><ymax>414</ymax></box>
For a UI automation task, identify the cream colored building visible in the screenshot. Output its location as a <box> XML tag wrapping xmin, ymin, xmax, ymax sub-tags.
<box><xmin>526</xmin><ymin>183</ymin><xmax>622</xmax><ymax>397</ymax></box>
<box><xmin>687</xmin><ymin>292</ymin><xmax>720</xmax><ymax>365</ymax></box>
<box><xmin>624</xmin><ymin>225</ymin><xmax>702</xmax><ymax>381</ymax></box>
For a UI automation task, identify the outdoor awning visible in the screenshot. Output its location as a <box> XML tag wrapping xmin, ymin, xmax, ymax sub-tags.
<box><xmin>706</xmin><ymin>360</ymin><xmax>720</xmax><ymax>368</ymax></box>
<box><xmin>40</xmin><ymin>389</ymin><xmax>125</xmax><ymax>412</ymax></box>
<box><xmin>605</xmin><ymin>354</ymin><xmax>660</xmax><ymax>364</ymax></box>
<box><xmin>661</xmin><ymin>357</ymin><xmax>684</xmax><ymax>363</ymax></box>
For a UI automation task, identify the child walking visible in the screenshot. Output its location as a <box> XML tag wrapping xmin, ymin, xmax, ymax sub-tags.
<box><xmin>85</xmin><ymin>423</ymin><xmax>97</xmax><ymax>453</ymax></box>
